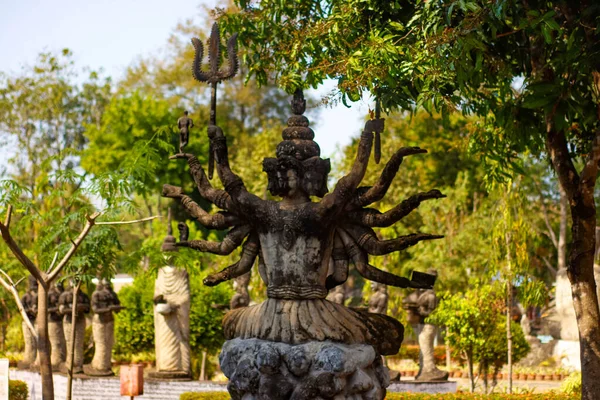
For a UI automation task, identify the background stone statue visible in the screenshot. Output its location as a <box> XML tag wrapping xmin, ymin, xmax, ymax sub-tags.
<box><xmin>58</xmin><ymin>283</ymin><xmax>90</xmax><ymax>374</ymax></box>
<box><xmin>230</xmin><ymin>272</ymin><xmax>251</xmax><ymax>309</ymax></box>
<box><xmin>48</xmin><ymin>281</ymin><xmax>66</xmax><ymax>370</ymax></box>
<box><xmin>86</xmin><ymin>278</ymin><xmax>123</xmax><ymax>376</ymax></box>
<box><xmin>151</xmin><ymin>216</ymin><xmax>191</xmax><ymax>380</ymax></box>
<box><xmin>19</xmin><ymin>275</ymin><xmax>38</xmax><ymax>369</ymax></box>
<box><xmin>402</xmin><ymin>271</ymin><xmax>448</xmax><ymax>382</ymax></box>
<box><xmin>368</xmin><ymin>282</ymin><xmax>388</xmax><ymax>314</ymax></box>
<box><xmin>326</xmin><ymin>284</ymin><xmax>345</xmax><ymax>305</ymax></box>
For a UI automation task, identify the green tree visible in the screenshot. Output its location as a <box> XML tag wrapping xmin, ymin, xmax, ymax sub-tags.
<box><xmin>219</xmin><ymin>3</ymin><xmax>600</xmax><ymax>396</ymax></box>
<box><xmin>429</xmin><ymin>284</ymin><xmax>529</xmax><ymax>393</ymax></box>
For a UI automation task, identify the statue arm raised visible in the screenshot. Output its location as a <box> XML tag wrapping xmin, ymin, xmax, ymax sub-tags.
<box><xmin>318</xmin><ymin>119</ymin><xmax>380</xmax><ymax>217</ymax></box>
<box><xmin>209</xmin><ymin>125</ymin><xmax>266</xmax><ymax>215</ymax></box>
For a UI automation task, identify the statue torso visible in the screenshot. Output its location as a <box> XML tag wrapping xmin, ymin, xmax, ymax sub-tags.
<box><xmin>257</xmin><ymin>202</ymin><xmax>333</xmax><ymax>299</ymax></box>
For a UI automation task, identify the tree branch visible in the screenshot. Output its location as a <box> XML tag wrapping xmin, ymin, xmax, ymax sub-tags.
<box><xmin>0</xmin><ymin>205</ymin><xmax>44</xmax><ymax>283</ymax></box>
<box><xmin>4</xmin><ymin>204</ymin><xmax>11</xmax><ymax>229</ymax></box>
<box><xmin>47</xmin><ymin>212</ymin><xmax>100</xmax><ymax>283</ymax></box>
<box><xmin>95</xmin><ymin>215</ymin><xmax>159</xmax><ymax>225</ymax></box>
<box><xmin>46</xmin><ymin>214</ymin><xmax>157</xmax><ymax>282</ymax></box>
<box><xmin>0</xmin><ymin>270</ymin><xmax>37</xmax><ymax>340</ymax></box>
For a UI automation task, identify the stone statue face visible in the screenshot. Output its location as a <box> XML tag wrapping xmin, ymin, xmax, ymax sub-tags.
<box><xmin>286</xmin><ymin>169</ymin><xmax>301</xmax><ymax>197</ymax></box>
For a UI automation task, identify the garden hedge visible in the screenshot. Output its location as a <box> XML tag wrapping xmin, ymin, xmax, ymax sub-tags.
<box><xmin>9</xmin><ymin>380</ymin><xmax>28</xmax><ymax>400</ymax></box>
<box><xmin>180</xmin><ymin>392</ymin><xmax>578</xmax><ymax>400</ymax></box>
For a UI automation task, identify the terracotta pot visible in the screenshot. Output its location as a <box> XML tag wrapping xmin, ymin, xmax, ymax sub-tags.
<box><xmin>535</xmin><ymin>374</ymin><xmax>544</xmax><ymax>381</ymax></box>
<box><xmin>528</xmin><ymin>374</ymin><xmax>536</xmax><ymax>381</ymax></box>
<box><xmin>553</xmin><ymin>374</ymin><xmax>561</xmax><ymax>381</ymax></box>
<box><xmin>518</xmin><ymin>373</ymin><xmax>526</xmax><ymax>380</ymax></box>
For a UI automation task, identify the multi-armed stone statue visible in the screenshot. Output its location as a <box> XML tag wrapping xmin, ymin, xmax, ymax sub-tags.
<box><xmin>151</xmin><ymin>218</ymin><xmax>192</xmax><ymax>380</ymax></box>
<box><xmin>86</xmin><ymin>279</ymin><xmax>123</xmax><ymax>376</ymax></box>
<box><xmin>19</xmin><ymin>275</ymin><xmax>38</xmax><ymax>369</ymax></box>
<box><xmin>58</xmin><ymin>283</ymin><xmax>90</xmax><ymax>374</ymax></box>
<box><xmin>402</xmin><ymin>270</ymin><xmax>449</xmax><ymax>382</ymax></box>
<box><xmin>162</xmin><ymin>23</ymin><xmax>444</xmax><ymax>400</ymax></box>
<box><xmin>48</xmin><ymin>281</ymin><xmax>66</xmax><ymax>370</ymax></box>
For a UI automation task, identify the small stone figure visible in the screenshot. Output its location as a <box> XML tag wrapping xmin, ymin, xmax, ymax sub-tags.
<box><xmin>86</xmin><ymin>278</ymin><xmax>123</xmax><ymax>376</ymax></box>
<box><xmin>48</xmin><ymin>281</ymin><xmax>66</xmax><ymax>370</ymax></box>
<box><xmin>59</xmin><ymin>283</ymin><xmax>90</xmax><ymax>374</ymax></box>
<box><xmin>230</xmin><ymin>272</ymin><xmax>251</xmax><ymax>309</ymax></box>
<box><xmin>177</xmin><ymin>111</ymin><xmax>194</xmax><ymax>153</ymax></box>
<box><xmin>151</xmin><ymin>215</ymin><xmax>191</xmax><ymax>380</ymax></box>
<box><xmin>326</xmin><ymin>284</ymin><xmax>345</xmax><ymax>305</ymax></box>
<box><xmin>368</xmin><ymin>282</ymin><xmax>388</xmax><ymax>314</ymax></box>
<box><xmin>402</xmin><ymin>270</ymin><xmax>448</xmax><ymax>382</ymax></box>
<box><xmin>19</xmin><ymin>275</ymin><xmax>38</xmax><ymax>369</ymax></box>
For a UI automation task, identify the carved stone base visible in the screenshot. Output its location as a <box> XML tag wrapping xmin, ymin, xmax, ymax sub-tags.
<box><xmin>148</xmin><ymin>370</ymin><xmax>192</xmax><ymax>381</ymax></box>
<box><xmin>220</xmin><ymin>338</ymin><xmax>390</xmax><ymax>400</ymax></box>
<box><xmin>83</xmin><ymin>364</ymin><xmax>114</xmax><ymax>376</ymax></box>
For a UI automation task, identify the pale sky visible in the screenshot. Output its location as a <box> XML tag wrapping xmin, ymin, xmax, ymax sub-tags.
<box><xmin>0</xmin><ymin>0</ymin><xmax>372</xmax><ymax>161</ymax></box>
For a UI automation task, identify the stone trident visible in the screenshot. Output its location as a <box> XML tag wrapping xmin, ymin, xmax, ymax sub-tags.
<box><xmin>191</xmin><ymin>22</ymin><xmax>239</xmax><ymax>179</ymax></box>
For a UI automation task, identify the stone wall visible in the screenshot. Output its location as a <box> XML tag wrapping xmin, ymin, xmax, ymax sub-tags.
<box><xmin>10</xmin><ymin>369</ymin><xmax>227</xmax><ymax>400</ymax></box>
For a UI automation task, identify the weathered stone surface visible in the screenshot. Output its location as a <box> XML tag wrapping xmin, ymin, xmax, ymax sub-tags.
<box><xmin>402</xmin><ymin>272</ymin><xmax>448</xmax><ymax>382</ymax></box>
<box><xmin>152</xmin><ymin>219</ymin><xmax>192</xmax><ymax>380</ymax></box>
<box><xmin>59</xmin><ymin>286</ymin><xmax>90</xmax><ymax>374</ymax></box>
<box><xmin>88</xmin><ymin>279</ymin><xmax>122</xmax><ymax>376</ymax></box>
<box><xmin>220</xmin><ymin>338</ymin><xmax>389</xmax><ymax>400</ymax></box>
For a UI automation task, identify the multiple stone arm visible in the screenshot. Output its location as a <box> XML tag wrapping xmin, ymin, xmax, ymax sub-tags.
<box><xmin>177</xmin><ymin>224</ymin><xmax>252</xmax><ymax>255</ymax></box>
<box><xmin>325</xmin><ymin>232</ymin><xmax>349</xmax><ymax>290</ymax></box>
<box><xmin>203</xmin><ymin>232</ymin><xmax>259</xmax><ymax>286</ymax></box>
<box><xmin>347</xmin><ymin>190</ymin><xmax>446</xmax><ymax>227</ymax></box>
<box><xmin>162</xmin><ymin>184</ymin><xmax>240</xmax><ymax>229</ymax></box>
<box><xmin>344</xmin><ymin>225</ymin><xmax>444</xmax><ymax>256</ymax></box>
<box><xmin>351</xmin><ymin>147</ymin><xmax>428</xmax><ymax>208</ymax></box>
<box><xmin>169</xmin><ymin>154</ymin><xmax>233</xmax><ymax>211</ymax></box>
<box><xmin>337</xmin><ymin>228</ymin><xmax>412</xmax><ymax>288</ymax></box>
<box><xmin>318</xmin><ymin>120</ymin><xmax>380</xmax><ymax>217</ymax></box>
<box><xmin>209</xmin><ymin>126</ymin><xmax>266</xmax><ymax>215</ymax></box>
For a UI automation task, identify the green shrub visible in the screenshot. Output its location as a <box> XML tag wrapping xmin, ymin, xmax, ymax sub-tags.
<box><xmin>9</xmin><ymin>380</ymin><xmax>28</xmax><ymax>400</ymax></box>
<box><xmin>560</xmin><ymin>371</ymin><xmax>582</xmax><ymax>395</ymax></box>
<box><xmin>180</xmin><ymin>392</ymin><xmax>230</xmax><ymax>400</ymax></box>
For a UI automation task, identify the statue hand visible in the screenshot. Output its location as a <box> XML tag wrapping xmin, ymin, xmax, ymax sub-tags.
<box><xmin>207</xmin><ymin>125</ymin><xmax>224</xmax><ymax>140</ymax></box>
<box><xmin>364</xmin><ymin>118</ymin><xmax>385</xmax><ymax>134</ymax></box>
<box><xmin>162</xmin><ymin>184</ymin><xmax>184</xmax><ymax>199</ymax></box>
<box><xmin>203</xmin><ymin>274</ymin><xmax>223</xmax><ymax>287</ymax></box>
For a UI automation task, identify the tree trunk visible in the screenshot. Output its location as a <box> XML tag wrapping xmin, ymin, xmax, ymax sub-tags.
<box><xmin>506</xmin><ymin>232</ymin><xmax>513</xmax><ymax>395</ymax></box>
<box><xmin>37</xmin><ymin>282</ymin><xmax>54</xmax><ymax>400</ymax></box>
<box><xmin>558</xmin><ymin>185</ymin><xmax>568</xmax><ymax>270</ymax></box>
<box><xmin>567</xmin><ymin>207</ymin><xmax>600</xmax><ymax>400</ymax></box>
<box><xmin>466</xmin><ymin>349</ymin><xmax>475</xmax><ymax>393</ymax></box>
<box><xmin>547</xmin><ymin>126</ymin><xmax>600</xmax><ymax>400</ymax></box>
<box><xmin>66</xmin><ymin>282</ymin><xmax>81</xmax><ymax>400</ymax></box>
<box><xmin>200</xmin><ymin>351</ymin><xmax>207</xmax><ymax>381</ymax></box>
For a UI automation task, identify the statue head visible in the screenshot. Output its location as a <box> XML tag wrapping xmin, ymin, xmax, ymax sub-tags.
<box><xmin>161</xmin><ymin>208</ymin><xmax>179</xmax><ymax>253</ymax></box>
<box><xmin>263</xmin><ymin>89</ymin><xmax>330</xmax><ymax>199</ymax></box>
<box><xmin>183</xmin><ymin>110</ymin><xmax>189</xmax><ymax>116</ymax></box>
